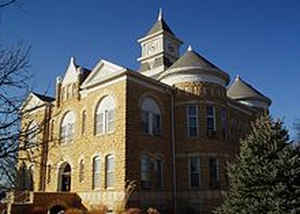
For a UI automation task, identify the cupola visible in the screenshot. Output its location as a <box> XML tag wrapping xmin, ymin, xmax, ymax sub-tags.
<box><xmin>137</xmin><ymin>9</ymin><xmax>183</xmax><ymax>79</ymax></box>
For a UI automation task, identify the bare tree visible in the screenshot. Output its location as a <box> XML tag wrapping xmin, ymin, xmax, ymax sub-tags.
<box><xmin>0</xmin><ymin>43</ymin><xmax>33</xmax><ymax>190</ymax></box>
<box><xmin>0</xmin><ymin>0</ymin><xmax>17</xmax><ymax>8</ymax></box>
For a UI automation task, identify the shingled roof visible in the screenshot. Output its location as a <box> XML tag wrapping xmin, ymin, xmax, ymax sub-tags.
<box><xmin>159</xmin><ymin>46</ymin><xmax>230</xmax><ymax>84</ymax></box>
<box><xmin>146</xmin><ymin>9</ymin><xmax>175</xmax><ymax>36</ymax></box>
<box><xmin>227</xmin><ymin>76</ymin><xmax>271</xmax><ymax>104</ymax></box>
<box><xmin>168</xmin><ymin>46</ymin><xmax>220</xmax><ymax>70</ymax></box>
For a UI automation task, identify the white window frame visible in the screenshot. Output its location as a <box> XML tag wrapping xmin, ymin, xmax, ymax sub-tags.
<box><xmin>141</xmin><ymin>155</ymin><xmax>152</xmax><ymax>189</ymax></box>
<box><xmin>186</xmin><ymin>105</ymin><xmax>198</xmax><ymax>137</ymax></box>
<box><xmin>92</xmin><ymin>156</ymin><xmax>101</xmax><ymax>190</ymax></box>
<box><xmin>79</xmin><ymin>159</ymin><xmax>84</xmax><ymax>183</ymax></box>
<box><xmin>95</xmin><ymin>96</ymin><xmax>115</xmax><ymax>135</ymax></box>
<box><xmin>105</xmin><ymin>155</ymin><xmax>115</xmax><ymax>188</ymax></box>
<box><xmin>141</xmin><ymin>97</ymin><xmax>161</xmax><ymax>136</ymax></box>
<box><xmin>188</xmin><ymin>156</ymin><xmax>201</xmax><ymax>188</ymax></box>
<box><xmin>60</xmin><ymin>111</ymin><xmax>75</xmax><ymax>144</ymax></box>
<box><xmin>207</xmin><ymin>106</ymin><xmax>216</xmax><ymax>133</ymax></box>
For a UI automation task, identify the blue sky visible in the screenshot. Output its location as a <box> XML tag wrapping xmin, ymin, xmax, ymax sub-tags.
<box><xmin>1</xmin><ymin>0</ymin><xmax>299</xmax><ymax>138</ymax></box>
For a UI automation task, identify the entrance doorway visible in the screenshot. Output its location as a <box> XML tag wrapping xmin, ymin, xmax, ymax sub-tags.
<box><xmin>58</xmin><ymin>163</ymin><xmax>71</xmax><ymax>192</ymax></box>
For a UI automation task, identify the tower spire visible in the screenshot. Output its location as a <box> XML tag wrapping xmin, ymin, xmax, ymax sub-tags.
<box><xmin>158</xmin><ymin>8</ymin><xmax>163</xmax><ymax>21</ymax></box>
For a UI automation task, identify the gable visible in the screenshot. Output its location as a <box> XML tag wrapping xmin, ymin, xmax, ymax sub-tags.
<box><xmin>81</xmin><ymin>59</ymin><xmax>126</xmax><ymax>89</ymax></box>
<box><xmin>61</xmin><ymin>57</ymin><xmax>80</xmax><ymax>86</ymax></box>
<box><xmin>21</xmin><ymin>93</ymin><xmax>46</xmax><ymax>113</ymax></box>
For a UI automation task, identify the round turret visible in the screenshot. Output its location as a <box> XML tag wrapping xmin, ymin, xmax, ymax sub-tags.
<box><xmin>227</xmin><ymin>75</ymin><xmax>271</xmax><ymax>109</ymax></box>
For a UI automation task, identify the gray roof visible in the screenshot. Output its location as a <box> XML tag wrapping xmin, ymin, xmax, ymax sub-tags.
<box><xmin>146</xmin><ymin>18</ymin><xmax>175</xmax><ymax>36</ymax></box>
<box><xmin>227</xmin><ymin>76</ymin><xmax>271</xmax><ymax>104</ymax></box>
<box><xmin>168</xmin><ymin>49</ymin><xmax>220</xmax><ymax>70</ymax></box>
<box><xmin>159</xmin><ymin>48</ymin><xmax>230</xmax><ymax>84</ymax></box>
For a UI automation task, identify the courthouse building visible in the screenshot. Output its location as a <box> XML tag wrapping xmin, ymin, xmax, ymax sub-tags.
<box><xmin>15</xmin><ymin>10</ymin><xmax>271</xmax><ymax>214</ymax></box>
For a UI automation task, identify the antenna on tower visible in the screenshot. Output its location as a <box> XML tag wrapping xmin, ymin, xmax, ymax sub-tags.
<box><xmin>158</xmin><ymin>8</ymin><xmax>163</xmax><ymax>21</ymax></box>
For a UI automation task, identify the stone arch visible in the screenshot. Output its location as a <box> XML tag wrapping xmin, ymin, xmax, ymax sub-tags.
<box><xmin>57</xmin><ymin>162</ymin><xmax>71</xmax><ymax>192</ymax></box>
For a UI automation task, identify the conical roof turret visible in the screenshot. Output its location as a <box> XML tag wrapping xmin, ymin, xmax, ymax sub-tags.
<box><xmin>227</xmin><ymin>75</ymin><xmax>271</xmax><ymax>108</ymax></box>
<box><xmin>159</xmin><ymin>46</ymin><xmax>230</xmax><ymax>87</ymax></box>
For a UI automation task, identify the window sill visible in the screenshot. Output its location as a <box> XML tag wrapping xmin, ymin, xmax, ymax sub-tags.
<box><xmin>95</xmin><ymin>131</ymin><xmax>115</xmax><ymax>137</ymax></box>
<box><xmin>106</xmin><ymin>187</ymin><xmax>115</xmax><ymax>191</ymax></box>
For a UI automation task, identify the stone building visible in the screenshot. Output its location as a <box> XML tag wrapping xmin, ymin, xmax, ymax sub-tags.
<box><xmin>14</xmin><ymin>10</ymin><xmax>271</xmax><ymax>214</ymax></box>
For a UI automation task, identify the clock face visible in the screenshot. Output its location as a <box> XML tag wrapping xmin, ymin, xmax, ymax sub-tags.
<box><xmin>147</xmin><ymin>42</ymin><xmax>156</xmax><ymax>55</ymax></box>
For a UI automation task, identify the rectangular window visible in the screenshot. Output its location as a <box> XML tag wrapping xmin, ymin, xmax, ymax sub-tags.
<box><xmin>187</xmin><ymin>105</ymin><xmax>198</xmax><ymax>137</ymax></box>
<box><xmin>153</xmin><ymin>114</ymin><xmax>161</xmax><ymax>136</ymax></box>
<box><xmin>156</xmin><ymin>159</ymin><xmax>163</xmax><ymax>188</ymax></box>
<box><xmin>207</xmin><ymin>106</ymin><xmax>216</xmax><ymax>136</ymax></box>
<box><xmin>96</xmin><ymin>113</ymin><xmax>104</xmax><ymax>134</ymax></box>
<box><xmin>93</xmin><ymin>157</ymin><xmax>101</xmax><ymax>189</ymax></box>
<box><xmin>209</xmin><ymin>158</ymin><xmax>220</xmax><ymax>188</ymax></box>
<box><xmin>190</xmin><ymin>156</ymin><xmax>201</xmax><ymax>187</ymax></box>
<box><xmin>107</xmin><ymin>110</ymin><xmax>114</xmax><ymax>133</ymax></box>
<box><xmin>221</xmin><ymin>108</ymin><xmax>227</xmax><ymax>140</ymax></box>
<box><xmin>141</xmin><ymin>156</ymin><xmax>152</xmax><ymax>189</ymax></box>
<box><xmin>106</xmin><ymin>156</ymin><xmax>115</xmax><ymax>188</ymax></box>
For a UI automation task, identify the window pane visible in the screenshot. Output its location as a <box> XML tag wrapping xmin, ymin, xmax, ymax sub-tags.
<box><xmin>189</xmin><ymin>127</ymin><xmax>197</xmax><ymax>137</ymax></box>
<box><xmin>142</xmin><ymin>111</ymin><xmax>149</xmax><ymax>134</ymax></box>
<box><xmin>190</xmin><ymin>157</ymin><xmax>200</xmax><ymax>187</ymax></box>
<box><xmin>188</xmin><ymin>106</ymin><xmax>196</xmax><ymax>115</ymax></box>
<box><xmin>191</xmin><ymin>174</ymin><xmax>200</xmax><ymax>187</ymax></box>
<box><xmin>207</xmin><ymin>106</ymin><xmax>214</xmax><ymax>116</ymax></box>
<box><xmin>96</xmin><ymin>113</ymin><xmax>104</xmax><ymax>134</ymax></box>
<box><xmin>190</xmin><ymin>117</ymin><xmax>197</xmax><ymax>127</ymax></box>
<box><xmin>207</xmin><ymin>118</ymin><xmax>214</xmax><ymax>129</ymax></box>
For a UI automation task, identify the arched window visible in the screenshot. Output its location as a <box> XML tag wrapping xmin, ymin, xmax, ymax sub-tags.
<box><xmin>141</xmin><ymin>97</ymin><xmax>161</xmax><ymax>136</ymax></box>
<box><xmin>27</xmin><ymin>121</ymin><xmax>38</xmax><ymax>148</ymax></box>
<box><xmin>79</xmin><ymin>159</ymin><xmax>84</xmax><ymax>183</ymax></box>
<box><xmin>105</xmin><ymin>155</ymin><xmax>114</xmax><ymax>188</ymax></box>
<box><xmin>82</xmin><ymin>111</ymin><xmax>87</xmax><ymax>135</ymax></box>
<box><xmin>92</xmin><ymin>156</ymin><xmax>101</xmax><ymax>189</ymax></box>
<box><xmin>27</xmin><ymin>165</ymin><xmax>34</xmax><ymax>191</ymax></box>
<box><xmin>95</xmin><ymin>96</ymin><xmax>115</xmax><ymax>135</ymax></box>
<box><xmin>60</xmin><ymin>111</ymin><xmax>75</xmax><ymax>144</ymax></box>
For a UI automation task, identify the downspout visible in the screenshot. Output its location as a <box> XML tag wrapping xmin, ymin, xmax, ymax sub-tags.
<box><xmin>170</xmin><ymin>88</ymin><xmax>177</xmax><ymax>214</ymax></box>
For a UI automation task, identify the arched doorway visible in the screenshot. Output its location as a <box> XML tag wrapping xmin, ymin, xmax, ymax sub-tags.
<box><xmin>49</xmin><ymin>205</ymin><xmax>65</xmax><ymax>214</ymax></box>
<box><xmin>58</xmin><ymin>163</ymin><xmax>71</xmax><ymax>192</ymax></box>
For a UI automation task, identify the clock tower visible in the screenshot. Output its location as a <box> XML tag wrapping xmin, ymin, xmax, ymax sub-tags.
<box><xmin>137</xmin><ymin>9</ymin><xmax>183</xmax><ymax>78</ymax></box>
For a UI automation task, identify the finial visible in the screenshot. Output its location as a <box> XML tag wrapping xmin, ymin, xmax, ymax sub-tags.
<box><xmin>235</xmin><ymin>74</ymin><xmax>240</xmax><ymax>81</ymax></box>
<box><xmin>158</xmin><ymin>8</ymin><xmax>163</xmax><ymax>21</ymax></box>
<box><xmin>70</xmin><ymin>56</ymin><xmax>76</xmax><ymax>65</ymax></box>
<box><xmin>56</xmin><ymin>76</ymin><xmax>62</xmax><ymax>84</ymax></box>
<box><xmin>187</xmin><ymin>45</ymin><xmax>193</xmax><ymax>51</ymax></box>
